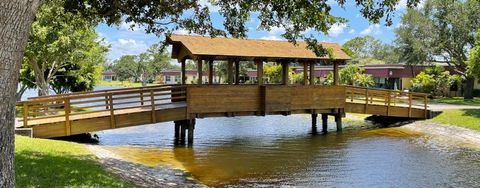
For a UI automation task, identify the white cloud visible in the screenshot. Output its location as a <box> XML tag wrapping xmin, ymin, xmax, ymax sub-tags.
<box><xmin>360</xmin><ymin>24</ymin><xmax>382</xmax><ymax>35</ymax></box>
<box><xmin>395</xmin><ymin>0</ymin><xmax>408</xmax><ymax>10</ymax></box>
<box><xmin>268</xmin><ymin>26</ymin><xmax>286</xmax><ymax>35</ymax></box>
<box><xmin>109</xmin><ymin>38</ymin><xmax>149</xmax><ymax>60</ymax></box>
<box><xmin>328</xmin><ymin>23</ymin><xmax>347</xmax><ymax>37</ymax></box>
<box><xmin>173</xmin><ymin>29</ymin><xmax>190</xmax><ymax>35</ymax></box>
<box><xmin>348</xmin><ymin>29</ymin><xmax>355</xmax><ymax>34</ymax></box>
<box><xmin>120</xmin><ymin>21</ymin><xmax>143</xmax><ymax>32</ymax></box>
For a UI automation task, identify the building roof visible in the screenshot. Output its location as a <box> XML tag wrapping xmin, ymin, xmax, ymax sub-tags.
<box><xmin>167</xmin><ymin>34</ymin><xmax>350</xmax><ymax>61</ymax></box>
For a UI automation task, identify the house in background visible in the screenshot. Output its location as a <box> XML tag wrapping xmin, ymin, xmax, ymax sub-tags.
<box><xmin>101</xmin><ymin>70</ymin><xmax>116</xmax><ymax>81</ymax></box>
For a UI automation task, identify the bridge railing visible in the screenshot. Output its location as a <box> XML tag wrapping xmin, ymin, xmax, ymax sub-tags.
<box><xmin>16</xmin><ymin>85</ymin><xmax>187</xmax><ymax>131</ymax></box>
<box><xmin>345</xmin><ymin>86</ymin><xmax>429</xmax><ymax>118</ymax></box>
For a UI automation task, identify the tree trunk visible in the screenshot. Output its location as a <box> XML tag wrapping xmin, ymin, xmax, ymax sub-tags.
<box><xmin>464</xmin><ymin>76</ymin><xmax>475</xmax><ymax>100</ymax></box>
<box><xmin>16</xmin><ymin>85</ymin><xmax>28</xmax><ymax>101</ymax></box>
<box><xmin>29</xmin><ymin>60</ymin><xmax>49</xmax><ymax>96</ymax></box>
<box><xmin>0</xmin><ymin>1</ymin><xmax>42</xmax><ymax>187</ymax></box>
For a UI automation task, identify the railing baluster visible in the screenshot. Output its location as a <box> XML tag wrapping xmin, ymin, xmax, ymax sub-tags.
<box><xmin>365</xmin><ymin>88</ymin><xmax>368</xmax><ymax>113</ymax></box>
<box><xmin>408</xmin><ymin>93</ymin><xmax>412</xmax><ymax>117</ymax></box>
<box><xmin>23</xmin><ymin>103</ymin><xmax>29</xmax><ymax>127</ymax></box>
<box><xmin>150</xmin><ymin>89</ymin><xmax>156</xmax><ymax>123</ymax></box>
<box><xmin>387</xmin><ymin>91</ymin><xmax>391</xmax><ymax>116</ymax></box>
<box><xmin>64</xmin><ymin>98</ymin><xmax>71</xmax><ymax>135</ymax></box>
<box><xmin>108</xmin><ymin>93</ymin><xmax>115</xmax><ymax>128</ymax></box>
<box><xmin>424</xmin><ymin>95</ymin><xmax>428</xmax><ymax>118</ymax></box>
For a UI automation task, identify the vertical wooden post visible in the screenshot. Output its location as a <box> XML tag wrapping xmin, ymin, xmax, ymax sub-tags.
<box><xmin>64</xmin><ymin>98</ymin><xmax>71</xmax><ymax>136</ymax></box>
<box><xmin>174</xmin><ymin>121</ymin><xmax>180</xmax><ymax>141</ymax></box>
<box><xmin>197</xmin><ymin>58</ymin><xmax>203</xmax><ymax>84</ymax></box>
<box><xmin>208</xmin><ymin>59</ymin><xmax>214</xmax><ymax>84</ymax></box>
<box><xmin>333</xmin><ymin>61</ymin><xmax>339</xmax><ymax>85</ymax></box>
<box><xmin>108</xmin><ymin>94</ymin><xmax>115</xmax><ymax>129</ymax></box>
<box><xmin>408</xmin><ymin>93</ymin><xmax>412</xmax><ymax>118</ymax></box>
<box><xmin>311</xmin><ymin>113</ymin><xmax>318</xmax><ymax>134</ymax></box>
<box><xmin>365</xmin><ymin>88</ymin><xmax>369</xmax><ymax>114</ymax></box>
<box><xmin>150</xmin><ymin>90</ymin><xmax>156</xmax><ymax>123</ymax></box>
<box><xmin>281</xmin><ymin>61</ymin><xmax>289</xmax><ymax>85</ymax></box>
<box><xmin>181</xmin><ymin>58</ymin><xmax>186</xmax><ymax>84</ymax></box>
<box><xmin>321</xmin><ymin>114</ymin><xmax>328</xmax><ymax>134</ymax></box>
<box><xmin>424</xmin><ymin>95</ymin><xmax>428</xmax><ymax>119</ymax></box>
<box><xmin>227</xmin><ymin>59</ymin><xmax>234</xmax><ymax>84</ymax></box>
<box><xmin>335</xmin><ymin>113</ymin><xmax>342</xmax><ymax>131</ymax></box>
<box><xmin>180</xmin><ymin>121</ymin><xmax>187</xmax><ymax>144</ymax></box>
<box><xmin>235</xmin><ymin>59</ymin><xmax>240</xmax><ymax>85</ymax></box>
<box><xmin>309</xmin><ymin>61</ymin><xmax>315</xmax><ymax>85</ymax></box>
<box><xmin>256</xmin><ymin>60</ymin><xmax>263</xmax><ymax>85</ymax></box>
<box><xmin>188</xmin><ymin>119</ymin><xmax>196</xmax><ymax>144</ymax></box>
<box><xmin>387</xmin><ymin>91</ymin><xmax>391</xmax><ymax>116</ymax></box>
<box><xmin>23</xmin><ymin>103</ymin><xmax>28</xmax><ymax>127</ymax></box>
<box><xmin>303</xmin><ymin>62</ymin><xmax>308</xmax><ymax>85</ymax></box>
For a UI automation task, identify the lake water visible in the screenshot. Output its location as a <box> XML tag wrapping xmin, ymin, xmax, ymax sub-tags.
<box><xmin>95</xmin><ymin>115</ymin><xmax>480</xmax><ymax>187</ymax></box>
<box><xmin>23</xmin><ymin>86</ymin><xmax>480</xmax><ymax>187</ymax></box>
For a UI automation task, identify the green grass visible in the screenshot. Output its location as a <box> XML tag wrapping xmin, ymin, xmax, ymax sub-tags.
<box><xmin>97</xmin><ymin>80</ymin><xmax>157</xmax><ymax>87</ymax></box>
<box><xmin>430</xmin><ymin>97</ymin><xmax>480</xmax><ymax>106</ymax></box>
<box><xmin>15</xmin><ymin>136</ymin><xmax>135</xmax><ymax>187</ymax></box>
<box><xmin>428</xmin><ymin>109</ymin><xmax>480</xmax><ymax>131</ymax></box>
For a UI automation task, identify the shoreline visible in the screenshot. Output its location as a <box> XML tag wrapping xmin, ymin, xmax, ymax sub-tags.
<box><xmin>401</xmin><ymin>121</ymin><xmax>480</xmax><ymax>150</ymax></box>
<box><xmin>86</xmin><ymin>145</ymin><xmax>207</xmax><ymax>188</ymax></box>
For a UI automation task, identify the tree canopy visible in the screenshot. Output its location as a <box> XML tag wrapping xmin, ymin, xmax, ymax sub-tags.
<box><xmin>395</xmin><ymin>0</ymin><xmax>480</xmax><ymax>99</ymax></box>
<box><xmin>342</xmin><ymin>35</ymin><xmax>400</xmax><ymax>64</ymax></box>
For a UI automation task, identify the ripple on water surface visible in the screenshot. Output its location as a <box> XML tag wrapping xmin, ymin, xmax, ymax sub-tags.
<box><xmin>96</xmin><ymin>115</ymin><xmax>480</xmax><ymax>187</ymax></box>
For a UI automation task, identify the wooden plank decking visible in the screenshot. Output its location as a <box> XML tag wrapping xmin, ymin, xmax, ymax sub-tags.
<box><xmin>16</xmin><ymin>84</ymin><xmax>430</xmax><ymax>138</ymax></box>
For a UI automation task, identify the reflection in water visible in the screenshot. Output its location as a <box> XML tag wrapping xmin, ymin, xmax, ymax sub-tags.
<box><xmin>96</xmin><ymin>115</ymin><xmax>480</xmax><ymax>187</ymax></box>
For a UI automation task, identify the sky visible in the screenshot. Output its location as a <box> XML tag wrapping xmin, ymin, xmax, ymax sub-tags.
<box><xmin>96</xmin><ymin>0</ymin><xmax>412</xmax><ymax>61</ymax></box>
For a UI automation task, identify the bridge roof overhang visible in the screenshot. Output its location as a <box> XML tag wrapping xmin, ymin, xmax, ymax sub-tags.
<box><xmin>166</xmin><ymin>34</ymin><xmax>351</xmax><ymax>62</ymax></box>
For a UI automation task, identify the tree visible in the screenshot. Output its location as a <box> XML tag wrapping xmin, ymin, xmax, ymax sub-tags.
<box><xmin>0</xmin><ymin>0</ymin><xmax>422</xmax><ymax>186</ymax></box>
<box><xmin>112</xmin><ymin>44</ymin><xmax>172</xmax><ymax>86</ymax></box>
<box><xmin>411</xmin><ymin>65</ymin><xmax>458</xmax><ymax>96</ymax></box>
<box><xmin>323</xmin><ymin>64</ymin><xmax>374</xmax><ymax>87</ymax></box>
<box><xmin>395</xmin><ymin>0</ymin><xmax>480</xmax><ymax>99</ymax></box>
<box><xmin>22</xmin><ymin>0</ymin><xmax>106</xmax><ymax>96</ymax></box>
<box><xmin>342</xmin><ymin>36</ymin><xmax>400</xmax><ymax>64</ymax></box>
<box><xmin>468</xmin><ymin>30</ymin><xmax>480</xmax><ymax>82</ymax></box>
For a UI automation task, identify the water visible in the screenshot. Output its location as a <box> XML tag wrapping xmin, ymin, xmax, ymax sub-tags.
<box><xmin>94</xmin><ymin>115</ymin><xmax>480</xmax><ymax>187</ymax></box>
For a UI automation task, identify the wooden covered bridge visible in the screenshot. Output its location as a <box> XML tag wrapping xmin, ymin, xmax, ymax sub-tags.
<box><xmin>16</xmin><ymin>35</ymin><xmax>431</xmax><ymax>144</ymax></box>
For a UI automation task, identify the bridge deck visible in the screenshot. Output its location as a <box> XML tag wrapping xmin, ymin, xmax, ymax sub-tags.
<box><xmin>16</xmin><ymin>85</ymin><xmax>430</xmax><ymax>138</ymax></box>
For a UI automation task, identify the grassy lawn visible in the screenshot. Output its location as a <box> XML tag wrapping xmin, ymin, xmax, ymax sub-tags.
<box><xmin>15</xmin><ymin>136</ymin><xmax>134</xmax><ymax>187</ymax></box>
<box><xmin>428</xmin><ymin>109</ymin><xmax>480</xmax><ymax>132</ymax></box>
<box><xmin>430</xmin><ymin>97</ymin><xmax>480</xmax><ymax>106</ymax></box>
<box><xmin>97</xmin><ymin>80</ymin><xmax>158</xmax><ymax>87</ymax></box>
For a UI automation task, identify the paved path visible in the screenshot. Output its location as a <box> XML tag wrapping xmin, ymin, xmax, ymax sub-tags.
<box><xmin>429</xmin><ymin>103</ymin><xmax>480</xmax><ymax>111</ymax></box>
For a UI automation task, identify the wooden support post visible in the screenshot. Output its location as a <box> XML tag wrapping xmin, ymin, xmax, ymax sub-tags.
<box><xmin>335</xmin><ymin>113</ymin><xmax>342</xmax><ymax>131</ymax></box>
<box><xmin>140</xmin><ymin>91</ymin><xmax>144</xmax><ymax>105</ymax></box>
<box><xmin>180</xmin><ymin>121</ymin><xmax>187</xmax><ymax>144</ymax></box>
<box><xmin>108</xmin><ymin>94</ymin><xmax>115</xmax><ymax>129</ymax></box>
<box><xmin>227</xmin><ymin>59</ymin><xmax>234</xmax><ymax>84</ymax></box>
<box><xmin>181</xmin><ymin>58</ymin><xmax>186</xmax><ymax>84</ymax></box>
<box><xmin>321</xmin><ymin>114</ymin><xmax>328</xmax><ymax>134</ymax></box>
<box><xmin>197</xmin><ymin>59</ymin><xmax>203</xmax><ymax>84</ymax></box>
<box><xmin>281</xmin><ymin>61</ymin><xmax>289</xmax><ymax>85</ymax></box>
<box><xmin>208</xmin><ymin>59</ymin><xmax>214</xmax><ymax>84</ymax></box>
<box><xmin>235</xmin><ymin>59</ymin><xmax>240</xmax><ymax>85</ymax></box>
<box><xmin>23</xmin><ymin>103</ymin><xmax>28</xmax><ymax>127</ymax></box>
<box><xmin>311</xmin><ymin>113</ymin><xmax>318</xmax><ymax>134</ymax></box>
<box><xmin>105</xmin><ymin>96</ymin><xmax>109</xmax><ymax>110</ymax></box>
<box><xmin>309</xmin><ymin>61</ymin><xmax>315</xmax><ymax>85</ymax></box>
<box><xmin>303</xmin><ymin>62</ymin><xmax>308</xmax><ymax>85</ymax></box>
<box><xmin>64</xmin><ymin>98</ymin><xmax>71</xmax><ymax>136</ymax></box>
<box><xmin>333</xmin><ymin>61</ymin><xmax>339</xmax><ymax>85</ymax></box>
<box><xmin>174</xmin><ymin>121</ymin><xmax>181</xmax><ymax>143</ymax></box>
<box><xmin>150</xmin><ymin>90</ymin><xmax>156</xmax><ymax>123</ymax></box>
<box><xmin>188</xmin><ymin>119</ymin><xmax>196</xmax><ymax>144</ymax></box>
<box><xmin>256</xmin><ymin>60</ymin><xmax>263</xmax><ymax>85</ymax></box>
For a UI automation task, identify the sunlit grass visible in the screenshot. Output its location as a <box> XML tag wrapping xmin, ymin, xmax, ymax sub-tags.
<box><xmin>428</xmin><ymin>109</ymin><xmax>480</xmax><ymax>131</ymax></box>
<box><xmin>431</xmin><ymin>97</ymin><xmax>480</xmax><ymax>106</ymax></box>
<box><xmin>15</xmin><ymin>136</ymin><xmax>134</xmax><ymax>187</ymax></box>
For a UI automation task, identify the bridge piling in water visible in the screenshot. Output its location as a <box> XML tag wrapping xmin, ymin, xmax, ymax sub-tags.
<box><xmin>311</xmin><ymin>114</ymin><xmax>318</xmax><ymax>134</ymax></box>
<box><xmin>335</xmin><ymin>114</ymin><xmax>342</xmax><ymax>132</ymax></box>
<box><xmin>188</xmin><ymin>119</ymin><xmax>196</xmax><ymax>144</ymax></box>
<box><xmin>321</xmin><ymin>114</ymin><xmax>328</xmax><ymax>134</ymax></box>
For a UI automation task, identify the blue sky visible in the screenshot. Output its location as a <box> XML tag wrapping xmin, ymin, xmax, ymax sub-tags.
<box><xmin>96</xmin><ymin>0</ymin><xmax>411</xmax><ymax>61</ymax></box>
